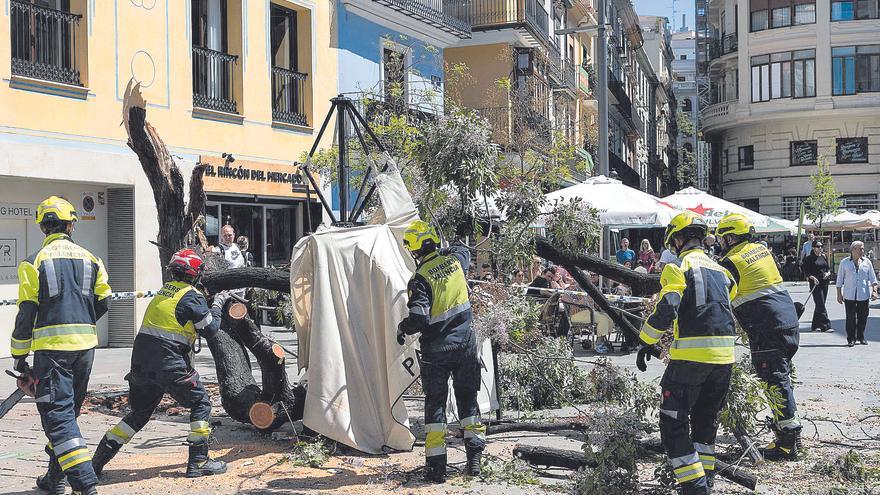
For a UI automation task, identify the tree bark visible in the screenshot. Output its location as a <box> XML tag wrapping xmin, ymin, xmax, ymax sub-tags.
<box><xmin>202</xmin><ymin>267</ymin><xmax>291</xmax><ymax>294</ymax></box>
<box><xmin>487</xmin><ymin>421</ymin><xmax>586</xmax><ymax>435</ymax></box>
<box><xmin>207</xmin><ymin>304</ymin><xmax>305</xmax><ymax>430</ymax></box>
<box><xmin>124</xmin><ymin>80</ymin><xmax>302</xmax><ymax>430</ymax></box>
<box><xmin>122</xmin><ymin>79</ymin><xmax>206</xmax><ymax>281</ymax></box>
<box><xmin>534</xmin><ymin>237</ymin><xmax>662</xmax><ymax>296</ymax></box>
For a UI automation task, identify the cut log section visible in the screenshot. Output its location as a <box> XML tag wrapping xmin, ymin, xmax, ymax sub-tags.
<box><xmin>228</xmin><ymin>302</ymin><xmax>248</xmax><ymax>320</ymax></box>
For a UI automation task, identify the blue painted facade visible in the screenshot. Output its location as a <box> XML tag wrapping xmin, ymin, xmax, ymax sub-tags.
<box><xmin>330</xmin><ymin>5</ymin><xmax>447</xmax><ymax>214</ymax></box>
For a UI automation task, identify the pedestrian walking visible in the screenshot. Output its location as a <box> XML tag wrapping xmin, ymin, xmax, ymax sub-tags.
<box><xmin>90</xmin><ymin>249</ymin><xmax>227</xmax><ymax>479</ymax></box>
<box><xmin>397</xmin><ymin>221</ymin><xmax>485</xmax><ymax>482</ymax></box>
<box><xmin>836</xmin><ymin>241</ymin><xmax>878</xmax><ymax>346</ymax></box>
<box><xmin>636</xmin><ymin>212</ymin><xmax>738</xmax><ymax>495</ymax></box>
<box><xmin>802</xmin><ymin>241</ymin><xmax>832</xmax><ymax>332</ymax></box>
<box><xmin>11</xmin><ymin>196</ymin><xmax>112</xmax><ymax>495</ymax></box>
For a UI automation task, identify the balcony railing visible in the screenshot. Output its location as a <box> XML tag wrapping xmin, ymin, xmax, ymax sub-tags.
<box><xmin>701</xmin><ymin>100</ymin><xmax>736</xmax><ymax>131</ymax></box>
<box><xmin>554</xmin><ymin>59</ymin><xmax>577</xmax><ymax>90</ymax></box>
<box><xmin>722</xmin><ymin>33</ymin><xmax>738</xmax><ymax>55</ymax></box>
<box><xmin>10</xmin><ymin>0</ymin><xmax>82</xmax><ymax>86</ymax></box>
<box><xmin>371</xmin><ymin>0</ymin><xmax>471</xmax><ymax>38</ymax></box>
<box><xmin>446</xmin><ymin>0</ymin><xmax>550</xmax><ymax>43</ymax></box>
<box><xmin>608</xmin><ymin>70</ymin><xmax>633</xmax><ymax>118</ymax></box>
<box><xmin>192</xmin><ymin>46</ymin><xmax>238</xmax><ymax>114</ymax></box>
<box><xmin>272</xmin><ymin>66</ymin><xmax>308</xmax><ymax>126</ymax></box>
<box><xmin>709</xmin><ymin>33</ymin><xmax>739</xmax><ymax>61</ymax></box>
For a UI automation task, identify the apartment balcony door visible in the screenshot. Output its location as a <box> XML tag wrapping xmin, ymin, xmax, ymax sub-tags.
<box><xmin>271</xmin><ymin>4</ymin><xmax>307</xmax><ymax>125</ymax></box>
<box><xmin>192</xmin><ymin>0</ymin><xmax>238</xmax><ymax>113</ymax></box>
<box><xmin>10</xmin><ymin>0</ymin><xmax>81</xmax><ymax>85</ymax></box>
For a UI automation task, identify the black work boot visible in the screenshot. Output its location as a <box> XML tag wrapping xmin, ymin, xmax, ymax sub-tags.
<box><xmin>92</xmin><ymin>437</ymin><xmax>122</xmax><ymax>477</ymax></box>
<box><xmin>762</xmin><ymin>433</ymin><xmax>798</xmax><ymax>461</ymax></box>
<box><xmin>465</xmin><ymin>448</ymin><xmax>482</xmax><ymax>476</ymax></box>
<box><xmin>186</xmin><ymin>442</ymin><xmax>227</xmax><ymax>478</ymax></box>
<box><xmin>423</xmin><ymin>456</ymin><xmax>447</xmax><ymax>483</ymax></box>
<box><xmin>705</xmin><ymin>470</ymin><xmax>715</xmax><ymax>489</ymax></box>
<box><xmin>763</xmin><ymin>421</ymin><xmax>799</xmax><ymax>461</ymax></box>
<box><xmin>36</xmin><ymin>448</ymin><xmax>65</xmax><ymax>494</ymax></box>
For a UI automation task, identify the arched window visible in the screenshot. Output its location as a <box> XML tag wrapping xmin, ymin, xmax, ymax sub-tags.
<box><xmin>682</xmin><ymin>98</ymin><xmax>693</xmax><ymax>112</ymax></box>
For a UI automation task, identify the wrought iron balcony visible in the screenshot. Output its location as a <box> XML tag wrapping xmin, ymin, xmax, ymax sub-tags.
<box><xmin>192</xmin><ymin>46</ymin><xmax>238</xmax><ymax>114</ymax></box>
<box><xmin>723</xmin><ymin>33</ymin><xmax>738</xmax><ymax>55</ymax></box>
<box><xmin>370</xmin><ymin>0</ymin><xmax>471</xmax><ymax>38</ymax></box>
<box><xmin>10</xmin><ymin>0</ymin><xmax>82</xmax><ymax>86</ymax></box>
<box><xmin>446</xmin><ymin>0</ymin><xmax>550</xmax><ymax>44</ymax></box>
<box><xmin>272</xmin><ymin>67</ymin><xmax>308</xmax><ymax>126</ymax></box>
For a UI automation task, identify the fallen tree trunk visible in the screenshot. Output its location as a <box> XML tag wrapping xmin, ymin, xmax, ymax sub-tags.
<box><xmin>535</xmin><ymin>237</ymin><xmax>661</xmax><ymax>296</ymax></box>
<box><xmin>202</xmin><ymin>267</ymin><xmax>291</xmax><ymax>294</ymax></box>
<box><xmin>487</xmin><ymin>421</ymin><xmax>586</xmax><ymax>435</ymax></box>
<box><xmin>514</xmin><ymin>442</ymin><xmax>758</xmax><ymax>491</ymax></box>
<box><xmin>565</xmin><ymin>265</ymin><xmax>642</xmax><ymax>344</ymax></box>
<box><xmin>227</xmin><ymin>303</ymin><xmax>305</xmax><ymax>430</ymax></box>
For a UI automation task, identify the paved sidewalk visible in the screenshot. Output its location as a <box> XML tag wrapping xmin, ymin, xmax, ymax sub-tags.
<box><xmin>0</xmin><ymin>283</ymin><xmax>878</xmax><ymax>494</ymax></box>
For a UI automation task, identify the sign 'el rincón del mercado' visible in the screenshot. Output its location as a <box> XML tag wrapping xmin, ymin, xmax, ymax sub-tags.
<box><xmin>200</xmin><ymin>156</ymin><xmax>318</xmax><ymax>199</ymax></box>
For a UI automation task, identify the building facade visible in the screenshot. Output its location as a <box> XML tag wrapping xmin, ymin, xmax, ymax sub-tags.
<box><xmin>671</xmin><ymin>29</ymin><xmax>704</xmax><ymax>189</ymax></box>
<box><xmin>0</xmin><ymin>0</ymin><xmax>334</xmax><ymax>347</ymax></box>
<box><xmin>700</xmin><ymin>0</ymin><xmax>880</xmax><ymax>218</ymax></box>
<box><xmin>639</xmin><ymin>15</ymin><xmax>678</xmax><ymax>196</ymax></box>
<box><xmin>444</xmin><ymin>0</ymin><xmax>596</xmax><ymax>186</ymax></box>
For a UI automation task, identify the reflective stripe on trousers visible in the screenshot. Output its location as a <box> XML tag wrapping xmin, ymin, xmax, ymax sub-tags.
<box><xmin>105</xmin><ymin>420</ymin><xmax>137</xmax><ymax>445</ymax></box>
<box><xmin>670</xmin><ymin>451</ymin><xmax>705</xmax><ymax>483</ymax></box>
<box><xmin>425</xmin><ymin>423</ymin><xmax>446</xmax><ymax>458</ymax></box>
<box><xmin>187</xmin><ymin>420</ymin><xmax>212</xmax><ymax>444</ymax></box>
<box><xmin>694</xmin><ymin>442</ymin><xmax>715</xmax><ymax>471</ymax></box>
<box><xmin>460</xmin><ymin>415</ymin><xmax>486</xmax><ymax>441</ymax></box>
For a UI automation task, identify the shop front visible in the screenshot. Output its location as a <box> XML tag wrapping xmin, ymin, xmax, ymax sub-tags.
<box><xmin>201</xmin><ymin>156</ymin><xmax>322</xmax><ymax>268</ymax></box>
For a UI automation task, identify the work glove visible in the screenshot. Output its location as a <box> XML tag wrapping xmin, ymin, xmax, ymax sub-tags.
<box><xmin>212</xmin><ymin>291</ymin><xmax>230</xmax><ymax>311</ymax></box>
<box><xmin>396</xmin><ymin>321</ymin><xmax>407</xmax><ymax>346</ymax></box>
<box><xmin>635</xmin><ymin>345</ymin><xmax>661</xmax><ymax>372</ymax></box>
<box><xmin>13</xmin><ymin>357</ymin><xmax>29</xmax><ymax>375</ymax></box>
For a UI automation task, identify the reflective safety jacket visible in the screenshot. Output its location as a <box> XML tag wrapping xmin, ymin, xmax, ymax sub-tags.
<box><xmin>640</xmin><ymin>248</ymin><xmax>738</xmax><ymax>365</ymax></box>
<box><xmin>719</xmin><ymin>242</ymin><xmax>798</xmax><ymax>332</ymax></box>
<box><xmin>399</xmin><ymin>246</ymin><xmax>474</xmax><ymax>354</ymax></box>
<box><xmin>11</xmin><ymin>234</ymin><xmax>111</xmax><ymax>357</ymax></box>
<box><xmin>132</xmin><ymin>281</ymin><xmax>220</xmax><ymax>373</ymax></box>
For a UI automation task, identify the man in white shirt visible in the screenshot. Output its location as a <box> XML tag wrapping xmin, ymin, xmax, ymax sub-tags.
<box><xmin>836</xmin><ymin>241</ymin><xmax>878</xmax><ymax>346</ymax></box>
<box><xmin>212</xmin><ymin>225</ymin><xmax>246</xmax><ymax>269</ymax></box>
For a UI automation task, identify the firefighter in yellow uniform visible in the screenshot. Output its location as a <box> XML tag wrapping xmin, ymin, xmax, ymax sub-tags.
<box><xmin>397</xmin><ymin>221</ymin><xmax>485</xmax><ymax>483</ymax></box>
<box><xmin>10</xmin><ymin>197</ymin><xmax>111</xmax><ymax>495</ymax></box>
<box><xmin>716</xmin><ymin>213</ymin><xmax>801</xmax><ymax>460</ymax></box>
<box><xmin>636</xmin><ymin>212</ymin><xmax>737</xmax><ymax>495</ymax></box>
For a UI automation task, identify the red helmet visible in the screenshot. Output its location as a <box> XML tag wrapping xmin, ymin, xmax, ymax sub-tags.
<box><xmin>168</xmin><ymin>248</ymin><xmax>204</xmax><ymax>279</ymax></box>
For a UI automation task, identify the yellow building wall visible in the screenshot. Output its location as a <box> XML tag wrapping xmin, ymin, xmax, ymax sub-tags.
<box><xmin>0</xmin><ymin>0</ymin><xmax>336</xmax><ymax>347</ymax></box>
<box><xmin>444</xmin><ymin>43</ymin><xmax>512</xmax><ymax>110</ymax></box>
<box><xmin>0</xmin><ymin>0</ymin><xmax>336</xmax><ymax>163</ymax></box>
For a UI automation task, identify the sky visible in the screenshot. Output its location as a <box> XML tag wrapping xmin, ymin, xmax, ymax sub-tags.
<box><xmin>632</xmin><ymin>0</ymin><xmax>697</xmax><ymax>31</ymax></box>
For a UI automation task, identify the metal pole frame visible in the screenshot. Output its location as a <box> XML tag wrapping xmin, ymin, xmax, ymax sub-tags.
<box><xmin>597</xmin><ymin>0</ymin><xmax>609</xmax><ymax>177</ymax></box>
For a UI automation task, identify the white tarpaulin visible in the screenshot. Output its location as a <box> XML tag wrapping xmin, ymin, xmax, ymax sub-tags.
<box><xmin>543</xmin><ymin>175</ymin><xmax>680</xmax><ymax>228</ymax></box>
<box><xmin>290</xmin><ymin>168</ymin><xmax>497</xmax><ymax>454</ymax></box>
<box><xmin>661</xmin><ymin>187</ymin><xmax>796</xmax><ymax>234</ymax></box>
